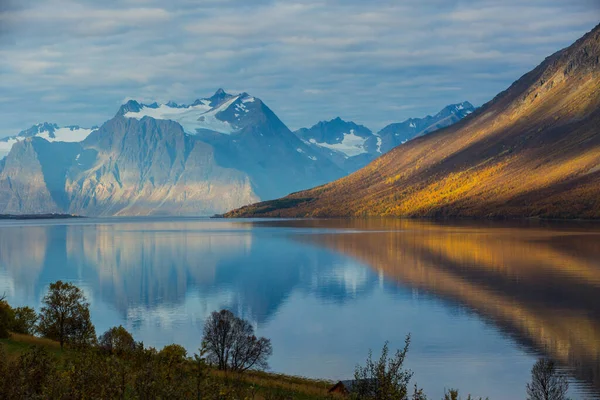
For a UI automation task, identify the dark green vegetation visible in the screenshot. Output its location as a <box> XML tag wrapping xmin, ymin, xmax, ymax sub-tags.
<box><xmin>0</xmin><ymin>288</ymin><xmax>332</xmax><ymax>400</ymax></box>
<box><xmin>226</xmin><ymin>24</ymin><xmax>600</xmax><ymax>220</ymax></box>
<box><xmin>0</xmin><ymin>283</ymin><xmax>570</xmax><ymax>399</ymax></box>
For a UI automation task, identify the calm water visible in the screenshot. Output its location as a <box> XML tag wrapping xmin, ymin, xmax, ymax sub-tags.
<box><xmin>0</xmin><ymin>218</ymin><xmax>599</xmax><ymax>399</ymax></box>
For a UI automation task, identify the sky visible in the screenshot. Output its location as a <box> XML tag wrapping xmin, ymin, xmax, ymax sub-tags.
<box><xmin>0</xmin><ymin>0</ymin><xmax>599</xmax><ymax>137</ymax></box>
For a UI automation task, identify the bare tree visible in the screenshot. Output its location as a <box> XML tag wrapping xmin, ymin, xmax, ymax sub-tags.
<box><xmin>526</xmin><ymin>358</ymin><xmax>569</xmax><ymax>400</ymax></box>
<box><xmin>202</xmin><ymin>309</ymin><xmax>272</xmax><ymax>373</ymax></box>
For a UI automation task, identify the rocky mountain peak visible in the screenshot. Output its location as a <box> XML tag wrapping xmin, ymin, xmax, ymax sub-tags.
<box><xmin>18</xmin><ymin>122</ymin><xmax>60</xmax><ymax>138</ymax></box>
<box><xmin>206</xmin><ymin>88</ymin><xmax>234</xmax><ymax>107</ymax></box>
<box><xmin>116</xmin><ymin>100</ymin><xmax>143</xmax><ymax>116</ymax></box>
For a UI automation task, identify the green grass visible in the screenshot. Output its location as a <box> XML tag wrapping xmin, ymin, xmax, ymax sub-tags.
<box><xmin>1</xmin><ymin>333</ymin><xmax>63</xmax><ymax>357</ymax></box>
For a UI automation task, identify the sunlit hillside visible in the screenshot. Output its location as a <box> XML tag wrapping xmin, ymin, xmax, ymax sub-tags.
<box><xmin>226</xmin><ymin>24</ymin><xmax>600</xmax><ymax>219</ymax></box>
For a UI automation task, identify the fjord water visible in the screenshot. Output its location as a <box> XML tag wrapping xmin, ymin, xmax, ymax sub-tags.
<box><xmin>0</xmin><ymin>218</ymin><xmax>599</xmax><ymax>399</ymax></box>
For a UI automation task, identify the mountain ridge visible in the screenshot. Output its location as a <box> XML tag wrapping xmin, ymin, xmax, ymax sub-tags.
<box><xmin>0</xmin><ymin>123</ymin><xmax>95</xmax><ymax>159</ymax></box>
<box><xmin>294</xmin><ymin>101</ymin><xmax>474</xmax><ymax>173</ymax></box>
<box><xmin>376</xmin><ymin>101</ymin><xmax>474</xmax><ymax>149</ymax></box>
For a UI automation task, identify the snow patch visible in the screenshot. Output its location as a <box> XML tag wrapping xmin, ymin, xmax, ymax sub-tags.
<box><xmin>0</xmin><ymin>138</ymin><xmax>18</xmax><ymax>159</ymax></box>
<box><xmin>310</xmin><ymin>130</ymin><xmax>368</xmax><ymax>157</ymax></box>
<box><xmin>0</xmin><ymin>126</ymin><xmax>94</xmax><ymax>159</ymax></box>
<box><xmin>296</xmin><ymin>148</ymin><xmax>304</xmax><ymax>153</ymax></box>
<box><xmin>409</xmin><ymin>122</ymin><xmax>416</xmax><ymax>128</ymax></box>
<box><xmin>308</xmin><ymin>155</ymin><xmax>317</xmax><ymax>161</ymax></box>
<box><xmin>124</xmin><ymin>96</ymin><xmax>240</xmax><ymax>135</ymax></box>
<box><xmin>38</xmin><ymin>127</ymin><xmax>94</xmax><ymax>143</ymax></box>
<box><xmin>376</xmin><ymin>137</ymin><xmax>382</xmax><ymax>153</ymax></box>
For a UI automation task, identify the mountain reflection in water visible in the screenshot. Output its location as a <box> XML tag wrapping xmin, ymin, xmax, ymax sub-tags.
<box><xmin>0</xmin><ymin>218</ymin><xmax>598</xmax><ymax>399</ymax></box>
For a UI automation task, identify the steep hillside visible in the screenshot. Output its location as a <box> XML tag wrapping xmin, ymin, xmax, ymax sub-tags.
<box><xmin>225</xmin><ymin>24</ymin><xmax>600</xmax><ymax>219</ymax></box>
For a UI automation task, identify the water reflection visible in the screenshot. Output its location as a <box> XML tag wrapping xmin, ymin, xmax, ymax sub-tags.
<box><xmin>0</xmin><ymin>218</ymin><xmax>598</xmax><ymax>399</ymax></box>
<box><xmin>269</xmin><ymin>219</ymin><xmax>600</xmax><ymax>394</ymax></box>
<box><xmin>0</xmin><ymin>219</ymin><xmax>376</xmax><ymax>326</ymax></box>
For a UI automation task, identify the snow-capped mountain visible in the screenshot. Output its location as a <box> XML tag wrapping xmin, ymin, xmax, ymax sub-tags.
<box><xmin>376</xmin><ymin>101</ymin><xmax>475</xmax><ymax>153</ymax></box>
<box><xmin>295</xmin><ymin>102</ymin><xmax>474</xmax><ymax>173</ymax></box>
<box><xmin>0</xmin><ymin>123</ymin><xmax>96</xmax><ymax>159</ymax></box>
<box><xmin>0</xmin><ymin>90</ymin><xmax>345</xmax><ymax>216</ymax></box>
<box><xmin>0</xmin><ymin>89</ymin><xmax>474</xmax><ymax>216</ymax></box>
<box><xmin>119</xmin><ymin>89</ymin><xmax>272</xmax><ymax>136</ymax></box>
<box><xmin>295</xmin><ymin>117</ymin><xmax>377</xmax><ymax>157</ymax></box>
<box><xmin>294</xmin><ymin>118</ymin><xmax>380</xmax><ymax>172</ymax></box>
<box><xmin>116</xmin><ymin>89</ymin><xmax>346</xmax><ymax>200</ymax></box>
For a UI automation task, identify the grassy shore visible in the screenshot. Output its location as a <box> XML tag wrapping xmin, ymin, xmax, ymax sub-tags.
<box><xmin>0</xmin><ymin>333</ymin><xmax>337</xmax><ymax>400</ymax></box>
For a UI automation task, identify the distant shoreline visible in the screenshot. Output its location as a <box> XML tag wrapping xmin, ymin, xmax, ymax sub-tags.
<box><xmin>215</xmin><ymin>213</ymin><xmax>600</xmax><ymax>223</ymax></box>
<box><xmin>0</xmin><ymin>214</ymin><xmax>83</xmax><ymax>220</ymax></box>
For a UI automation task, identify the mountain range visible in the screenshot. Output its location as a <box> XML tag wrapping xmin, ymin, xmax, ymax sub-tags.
<box><xmin>226</xmin><ymin>24</ymin><xmax>600</xmax><ymax>219</ymax></box>
<box><xmin>0</xmin><ymin>88</ymin><xmax>471</xmax><ymax>216</ymax></box>
<box><xmin>294</xmin><ymin>102</ymin><xmax>474</xmax><ymax>172</ymax></box>
<box><xmin>0</xmin><ymin>123</ymin><xmax>96</xmax><ymax>159</ymax></box>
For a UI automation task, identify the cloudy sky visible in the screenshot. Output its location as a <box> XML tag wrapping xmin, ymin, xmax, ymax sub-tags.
<box><xmin>0</xmin><ymin>0</ymin><xmax>598</xmax><ymax>137</ymax></box>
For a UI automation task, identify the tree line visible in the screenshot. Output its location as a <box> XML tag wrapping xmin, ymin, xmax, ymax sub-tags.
<box><xmin>0</xmin><ymin>282</ymin><xmax>572</xmax><ymax>399</ymax></box>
